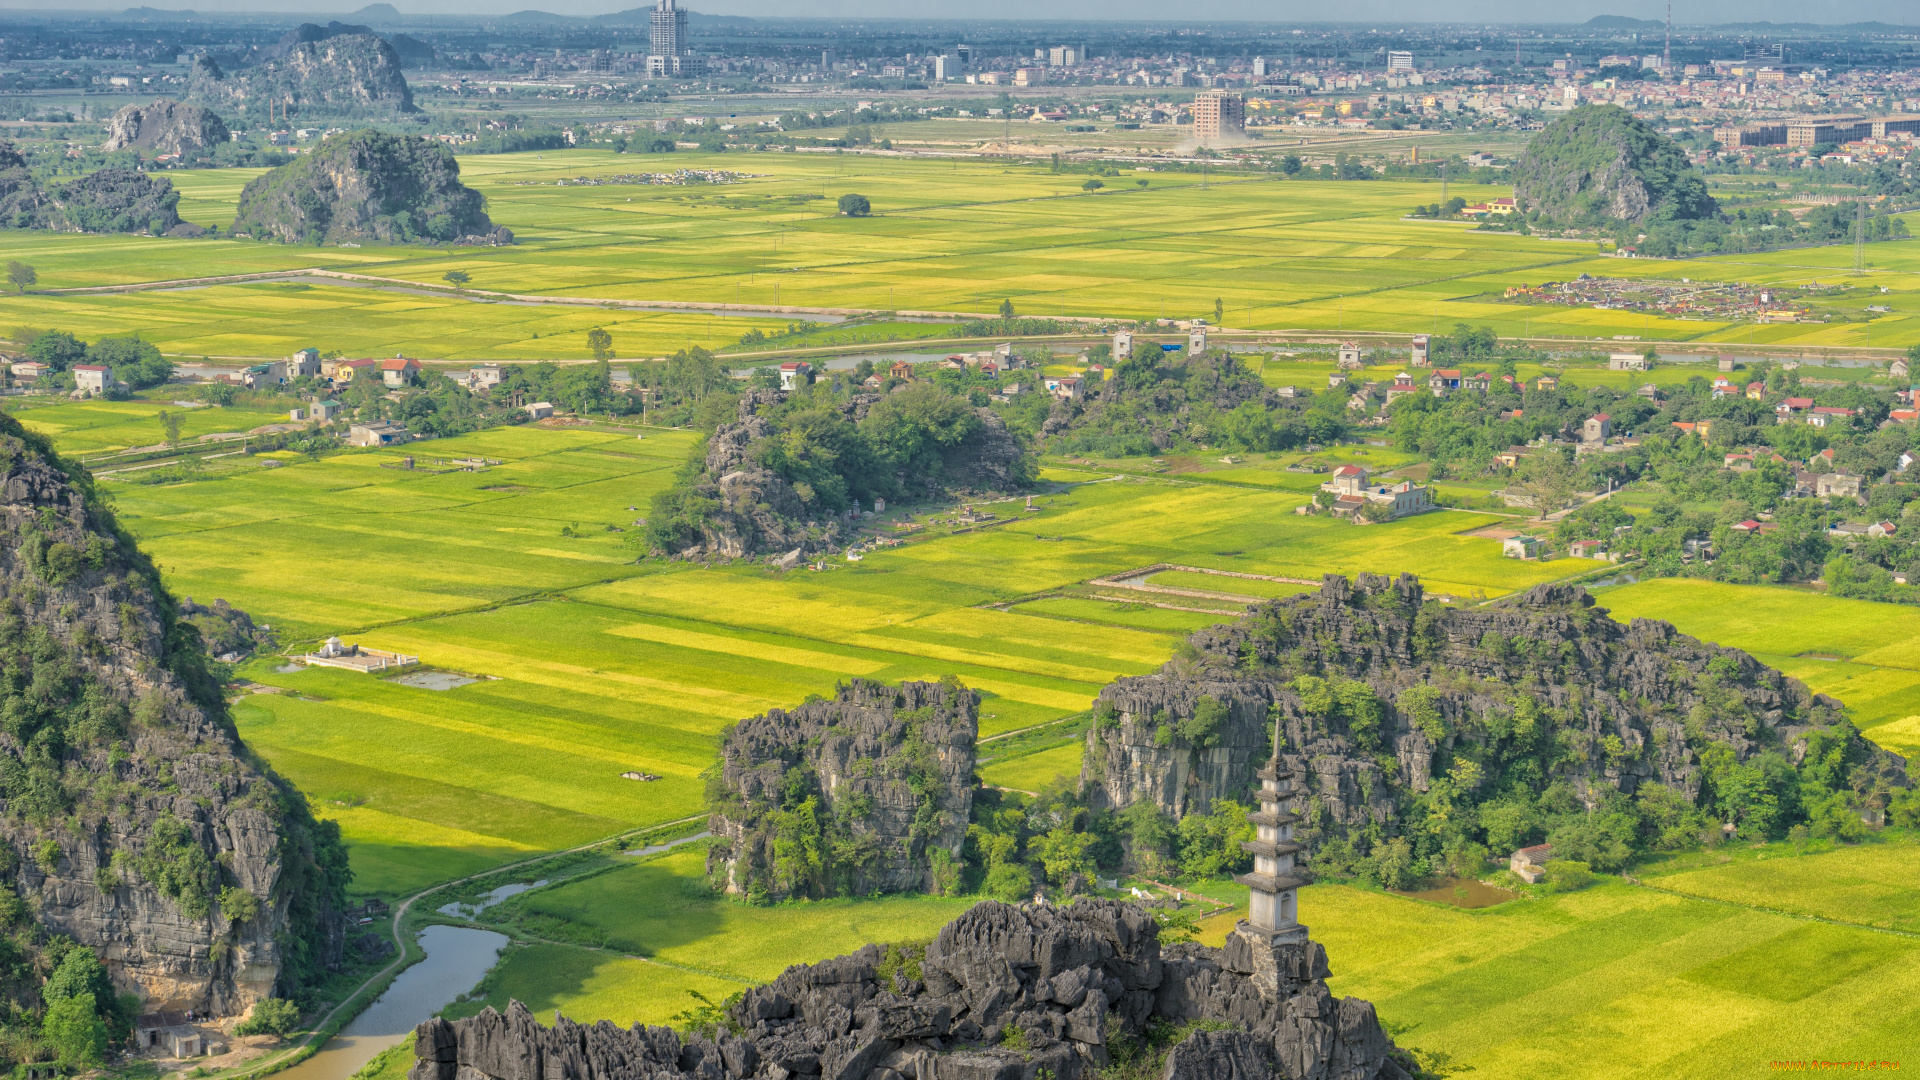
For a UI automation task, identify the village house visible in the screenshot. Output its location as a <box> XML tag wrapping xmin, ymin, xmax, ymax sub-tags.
<box><xmin>312</xmin><ymin>400</ymin><xmax>342</xmax><ymax>421</ymax></box>
<box><xmin>1724</xmin><ymin>452</ymin><xmax>1754</xmax><ymax>470</ymax></box>
<box><xmin>1817</xmin><ymin>472</ymin><xmax>1863</xmax><ymax>499</ymax></box>
<box><xmin>1410</xmin><ymin>334</ymin><xmax>1430</xmax><ymax>367</ymax></box>
<box><xmin>1568</xmin><ymin>539</ymin><xmax>1606</xmax><ymax>559</ymax></box>
<box><xmin>1509</xmin><ymin>844</ymin><xmax>1553</xmax><ymax>884</ymax></box>
<box><xmin>468</xmin><ymin>365</ymin><xmax>504</xmax><ymax>392</ymax></box>
<box><xmin>329</xmin><ymin>358</ymin><xmax>378</xmax><ymax>383</ymax></box>
<box><xmin>1607</xmin><ymin>353</ymin><xmax>1651</xmax><ymax>372</ymax></box>
<box><xmin>1583</xmin><ymin>413</ymin><xmax>1612</xmax><ymax>443</ymax></box>
<box><xmin>1112</xmin><ymin>331</ymin><xmax>1132</xmax><ymax>361</ymax></box>
<box><xmin>1383</xmin><ymin>372</ymin><xmax>1420</xmax><ymax>404</ymax></box>
<box><xmin>1337</xmin><ymin>341</ymin><xmax>1363</xmax><ymax>369</ymax></box>
<box><xmin>1894</xmin><ymin>409</ymin><xmax>1920</xmax><ymax>425</ymax></box>
<box><xmin>347</xmin><ymin>420</ymin><xmax>409</xmax><ymax>447</ymax></box>
<box><xmin>1806</xmin><ymin>406</ymin><xmax>1855</xmax><ymax>429</ymax></box>
<box><xmin>888</xmin><ymin>361</ymin><xmax>914</xmax><ymax>381</ymax></box>
<box><xmin>1870</xmin><ymin>521</ymin><xmax>1899</xmax><ymax>539</ymax></box>
<box><xmin>1494</xmin><ymin>447</ymin><xmax>1527</xmax><ymax>468</ymax></box>
<box><xmin>1746</xmin><ymin>382</ymin><xmax>1767</xmax><ymax>400</ymax></box>
<box><xmin>1460</xmin><ymin>372</ymin><xmax>1493</xmax><ymax>393</ymax></box>
<box><xmin>286</xmin><ymin>348</ymin><xmax>321</xmax><ymax>379</ymax></box>
<box><xmin>1775</xmin><ymin>396</ymin><xmax>1814</xmax><ymax>420</ymax></box>
<box><xmin>380</xmin><ymin>357</ymin><xmax>421</xmax><ymax>388</ymax></box>
<box><xmin>1044</xmin><ymin>375</ymin><xmax>1084</xmax><ymax>401</ymax></box>
<box><xmin>1535</xmin><ymin>375</ymin><xmax>1559</xmax><ymax>391</ymax></box>
<box><xmin>779</xmin><ymin>361</ymin><xmax>813</xmax><ymax>390</ymax></box>
<box><xmin>1327</xmin><ymin>371</ymin><xmax>1349</xmax><ymax>389</ymax></box>
<box><xmin>9</xmin><ymin>361</ymin><xmax>45</xmax><ymax>382</ymax></box>
<box><xmin>1894</xmin><ymin>357</ymin><xmax>1910</xmax><ymax>379</ymax></box>
<box><xmin>1319</xmin><ymin>465</ymin><xmax>1434</xmax><ymax>519</ymax></box>
<box><xmin>1428</xmin><ymin>369</ymin><xmax>1462</xmax><ymax>396</ymax></box>
<box><xmin>1711</xmin><ymin>377</ymin><xmax>1735</xmax><ymax>398</ymax></box>
<box><xmin>1502</xmin><ymin>535</ymin><xmax>1545</xmax><ymax>560</ymax></box>
<box><xmin>525</xmin><ymin>402</ymin><xmax>554</xmax><ymax>420</ymax></box>
<box><xmin>72</xmin><ymin>365</ymin><xmax>112</xmax><ymax>394</ymax></box>
<box><xmin>1188</xmin><ymin>327</ymin><xmax>1208</xmax><ymax>354</ymax></box>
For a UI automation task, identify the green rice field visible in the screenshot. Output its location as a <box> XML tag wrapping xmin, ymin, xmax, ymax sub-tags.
<box><xmin>6</xmin><ymin>397</ymin><xmax>295</xmax><ymax>456</ymax></box>
<box><xmin>8</xmin><ymin>151</ymin><xmax>1919</xmax><ymax>361</ymax></box>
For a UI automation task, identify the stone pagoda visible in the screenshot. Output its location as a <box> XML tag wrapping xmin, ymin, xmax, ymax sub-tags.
<box><xmin>1224</xmin><ymin>738</ymin><xmax>1318</xmax><ymax>1000</ymax></box>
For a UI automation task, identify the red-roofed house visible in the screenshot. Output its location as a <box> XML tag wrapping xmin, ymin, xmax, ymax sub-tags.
<box><xmin>1893</xmin><ymin>409</ymin><xmax>1920</xmax><ymax>425</ymax></box>
<box><xmin>1583</xmin><ymin>414</ymin><xmax>1612</xmax><ymax>442</ymax></box>
<box><xmin>380</xmin><ymin>357</ymin><xmax>421</xmax><ymax>388</ymax></box>
<box><xmin>1776</xmin><ymin>396</ymin><xmax>1814</xmax><ymax>418</ymax></box>
<box><xmin>1746</xmin><ymin>382</ymin><xmax>1767</xmax><ymax>400</ymax></box>
<box><xmin>1807</xmin><ymin>406</ymin><xmax>1855</xmax><ymax>428</ymax></box>
<box><xmin>1870</xmin><ymin>521</ymin><xmax>1899</xmax><ymax>539</ymax></box>
<box><xmin>1428</xmin><ymin>369</ymin><xmax>1462</xmax><ymax>395</ymax></box>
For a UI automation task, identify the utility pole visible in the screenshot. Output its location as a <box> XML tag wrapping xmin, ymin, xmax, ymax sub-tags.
<box><xmin>1853</xmin><ymin>202</ymin><xmax>1867</xmax><ymax>273</ymax></box>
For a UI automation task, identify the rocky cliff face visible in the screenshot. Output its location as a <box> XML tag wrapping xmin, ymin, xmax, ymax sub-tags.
<box><xmin>1511</xmin><ymin>105</ymin><xmax>1716</xmax><ymax>227</ymax></box>
<box><xmin>230</xmin><ymin>129</ymin><xmax>508</xmax><ymax>246</ymax></box>
<box><xmin>706</xmin><ymin>679</ymin><xmax>976</xmax><ymax>902</ymax></box>
<box><xmin>103</xmin><ymin>100</ymin><xmax>231</xmax><ymax>156</ymax></box>
<box><xmin>0</xmin><ymin>142</ymin><xmax>185</xmax><ymax>236</ymax></box>
<box><xmin>187</xmin><ymin>33</ymin><xmax>414</xmax><ymax>117</ymax></box>
<box><xmin>409</xmin><ymin>900</ymin><xmax>1409</xmax><ymax>1080</ymax></box>
<box><xmin>1084</xmin><ymin>574</ymin><xmax>1906</xmax><ymax>845</ymax></box>
<box><xmin>672</xmin><ymin>389</ymin><xmax>1027</xmax><ymax>561</ymax></box>
<box><xmin>0</xmin><ymin>412</ymin><xmax>348</xmax><ymax>1014</ymax></box>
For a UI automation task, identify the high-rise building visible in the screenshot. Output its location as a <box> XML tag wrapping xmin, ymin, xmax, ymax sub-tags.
<box><xmin>646</xmin><ymin>0</ymin><xmax>701</xmax><ymax>77</ymax></box>
<box><xmin>1252</xmin><ymin>56</ymin><xmax>1268</xmax><ymax>78</ymax></box>
<box><xmin>955</xmin><ymin>43</ymin><xmax>973</xmax><ymax>68</ymax></box>
<box><xmin>1191</xmin><ymin>90</ymin><xmax>1245</xmax><ymax>141</ymax></box>
<box><xmin>933</xmin><ymin>54</ymin><xmax>951</xmax><ymax>81</ymax></box>
<box><xmin>1387</xmin><ymin>50</ymin><xmax>1414</xmax><ymax>73</ymax></box>
<box><xmin>1048</xmin><ymin>45</ymin><xmax>1078</xmax><ymax>67</ymax></box>
<box><xmin>821</xmin><ymin>49</ymin><xmax>836</xmax><ymax>70</ymax></box>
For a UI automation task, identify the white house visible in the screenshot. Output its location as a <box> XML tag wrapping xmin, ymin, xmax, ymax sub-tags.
<box><xmin>1607</xmin><ymin>353</ymin><xmax>1651</xmax><ymax>372</ymax></box>
<box><xmin>286</xmin><ymin>348</ymin><xmax>321</xmax><ymax>378</ymax></box>
<box><xmin>526</xmin><ymin>401</ymin><xmax>555</xmax><ymax>420</ymax></box>
<box><xmin>468</xmin><ymin>364</ymin><xmax>504</xmax><ymax>392</ymax></box>
<box><xmin>381</xmin><ymin>357</ymin><xmax>421</xmax><ymax>388</ymax></box>
<box><xmin>779</xmin><ymin>361</ymin><xmax>813</xmax><ymax>390</ymax></box>
<box><xmin>347</xmin><ymin>421</ymin><xmax>409</xmax><ymax>447</ymax></box>
<box><xmin>1112</xmin><ymin>330</ymin><xmax>1133</xmax><ymax>361</ymax></box>
<box><xmin>72</xmin><ymin>365</ymin><xmax>112</xmax><ymax>393</ymax></box>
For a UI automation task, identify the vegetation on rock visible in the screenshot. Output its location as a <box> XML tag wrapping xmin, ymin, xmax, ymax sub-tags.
<box><xmin>230</xmin><ymin>130</ymin><xmax>507</xmax><ymax>245</ymax></box>
<box><xmin>0</xmin><ymin>141</ymin><xmax>184</xmax><ymax>235</ymax></box>
<box><xmin>1512</xmin><ymin>105</ymin><xmax>1717</xmax><ymax>228</ymax></box>
<box><xmin>186</xmin><ymin>30</ymin><xmax>415</xmax><ymax>118</ymax></box>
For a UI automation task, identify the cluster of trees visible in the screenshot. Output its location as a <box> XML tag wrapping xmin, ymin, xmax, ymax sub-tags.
<box><xmin>1298</xmin><ymin>665</ymin><xmax>1914</xmax><ymax>895</ymax></box>
<box><xmin>645</xmin><ymin>372</ymin><xmax>1025</xmax><ymax>552</ymax></box>
<box><xmin>962</xmin><ymin>787</ymin><xmax>1252</xmax><ymax>902</ymax></box>
<box><xmin>9</xmin><ymin>327</ymin><xmax>174</xmax><ymax>394</ymax></box>
<box><xmin>1048</xmin><ymin>346</ymin><xmax>1343</xmax><ymax>459</ymax></box>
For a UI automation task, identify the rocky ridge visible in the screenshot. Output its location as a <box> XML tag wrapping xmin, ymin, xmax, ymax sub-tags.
<box><xmin>103</xmin><ymin>99</ymin><xmax>231</xmax><ymax>156</ymax></box>
<box><xmin>672</xmin><ymin>390</ymin><xmax>1027</xmax><ymax>561</ymax></box>
<box><xmin>187</xmin><ymin>32</ymin><xmax>415</xmax><ymax>117</ymax></box>
<box><xmin>0</xmin><ymin>411</ymin><xmax>349</xmax><ymax>1013</ymax></box>
<box><xmin>409</xmin><ymin>900</ymin><xmax>1410</xmax><ymax>1080</ymax></box>
<box><xmin>1083</xmin><ymin>573</ymin><xmax>1907</xmax><ymax>841</ymax></box>
<box><xmin>1511</xmin><ymin>104</ymin><xmax>1716</xmax><ymax>227</ymax></box>
<box><xmin>706</xmin><ymin>679</ymin><xmax>976</xmax><ymax>902</ymax></box>
<box><xmin>0</xmin><ymin>141</ymin><xmax>186</xmax><ymax>236</ymax></box>
<box><xmin>230</xmin><ymin>129</ymin><xmax>509</xmax><ymax>245</ymax></box>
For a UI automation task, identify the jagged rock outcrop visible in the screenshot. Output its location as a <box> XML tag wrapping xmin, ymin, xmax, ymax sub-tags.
<box><xmin>0</xmin><ymin>411</ymin><xmax>349</xmax><ymax>1014</ymax></box>
<box><xmin>1083</xmin><ymin>573</ymin><xmax>1908</xmax><ymax>842</ymax></box>
<box><xmin>0</xmin><ymin>141</ymin><xmax>184</xmax><ymax>235</ymax></box>
<box><xmin>1511</xmin><ymin>104</ymin><xmax>1717</xmax><ymax>227</ymax></box>
<box><xmin>187</xmin><ymin>31</ymin><xmax>416</xmax><ymax>117</ymax></box>
<box><xmin>1040</xmin><ymin>351</ymin><xmax>1300</xmax><ymax>455</ymax></box>
<box><xmin>409</xmin><ymin>900</ymin><xmax>1410</xmax><ymax>1080</ymax></box>
<box><xmin>663</xmin><ymin>388</ymin><xmax>1030</xmax><ymax>561</ymax></box>
<box><xmin>178</xmin><ymin>596</ymin><xmax>273</xmax><ymax>662</ymax></box>
<box><xmin>103</xmin><ymin>99</ymin><xmax>231</xmax><ymax>155</ymax></box>
<box><xmin>706</xmin><ymin>679</ymin><xmax>976</xmax><ymax>901</ymax></box>
<box><xmin>230</xmin><ymin>129</ymin><xmax>509</xmax><ymax>245</ymax></box>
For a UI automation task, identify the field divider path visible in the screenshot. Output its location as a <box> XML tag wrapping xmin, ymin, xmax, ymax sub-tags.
<box><xmin>217</xmin><ymin>815</ymin><xmax>708</xmax><ymax>1080</ymax></box>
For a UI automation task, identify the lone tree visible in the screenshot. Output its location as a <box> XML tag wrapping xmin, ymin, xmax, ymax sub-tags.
<box><xmin>443</xmin><ymin>269</ymin><xmax>471</xmax><ymax>289</ymax></box>
<box><xmin>1214</xmin><ymin>297</ymin><xmax>1224</xmax><ymax>324</ymax></box>
<box><xmin>999</xmin><ymin>298</ymin><xmax>1015</xmax><ymax>318</ymax></box>
<box><xmin>1081</xmin><ymin>179</ymin><xmax>1103</xmax><ymax>192</ymax></box>
<box><xmin>587</xmin><ymin>326</ymin><xmax>614</xmax><ymax>361</ymax></box>
<box><xmin>157</xmin><ymin>409</ymin><xmax>182</xmax><ymax>446</ymax></box>
<box><xmin>837</xmin><ymin>193</ymin><xmax>871</xmax><ymax>217</ymax></box>
<box><xmin>6</xmin><ymin>261</ymin><xmax>34</xmax><ymax>294</ymax></box>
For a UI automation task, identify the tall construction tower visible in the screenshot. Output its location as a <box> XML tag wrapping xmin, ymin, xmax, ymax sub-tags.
<box><xmin>1664</xmin><ymin>0</ymin><xmax>1672</xmax><ymax>72</ymax></box>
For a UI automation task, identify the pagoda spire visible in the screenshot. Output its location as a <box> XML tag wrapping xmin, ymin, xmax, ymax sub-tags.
<box><xmin>1233</xmin><ymin>728</ymin><xmax>1308</xmax><ymax>941</ymax></box>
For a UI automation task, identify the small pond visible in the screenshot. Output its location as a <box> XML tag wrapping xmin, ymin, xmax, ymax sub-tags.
<box><xmin>1393</xmin><ymin>877</ymin><xmax>1516</xmax><ymax>909</ymax></box>
<box><xmin>394</xmin><ymin>671</ymin><xmax>478</xmax><ymax>691</ymax></box>
<box><xmin>436</xmin><ymin>880</ymin><xmax>548</xmax><ymax>918</ymax></box>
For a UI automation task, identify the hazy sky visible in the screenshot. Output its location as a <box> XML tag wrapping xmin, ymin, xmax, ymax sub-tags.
<box><xmin>6</xmin><ymin>0</ymin><xmax>1914</xmax><ymax>22</ymax></box>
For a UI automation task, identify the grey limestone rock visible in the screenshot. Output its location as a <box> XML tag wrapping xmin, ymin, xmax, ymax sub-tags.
<box><xmin>706</xmin><ymin>679</ymin><xmax>976</xmax><ymax>901</ymax></box>
<box><xmin>102</xmin><ymin>99</ymin><xmax>232</xmax><ymax>155</ymax></box>
<box><xmin>411</xmin><ymin>901</ymin><xmax>1407</xmax><ymax>1080</ymax></box>
<box><xmin>1082</xmin><ymin>572</ymin><xmax>1907</xmax><ymax>851</ymax></box>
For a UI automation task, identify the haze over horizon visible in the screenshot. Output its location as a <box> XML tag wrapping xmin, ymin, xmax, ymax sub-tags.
<box><xmin>2</xmin><ymin>0</ymin><xmax>1915</xmax><ymax>24</ymax></box>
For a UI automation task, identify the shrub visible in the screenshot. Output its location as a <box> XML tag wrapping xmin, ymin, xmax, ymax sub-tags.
<box><xmin>837</xmin><ymin>193</ymin><xmax>871</xmax><ymax>217</ymax></box>
<box><xmin>234</xmin><ymin>997</ymin><xmax>301</xmax><ymax>1038</ymax></box>
<box><xmin>984</xmin><ymin>862</ymin><xmax>1031</xmax><ymax>901</ymax></box>
<box><xmin>1543</xmin><ymin>858</ymin><xmax>1596</xmax><ymax>892</ymax></box>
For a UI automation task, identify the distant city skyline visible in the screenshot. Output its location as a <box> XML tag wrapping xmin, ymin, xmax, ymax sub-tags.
<box><xmin>3</xmin><ymin>0</ymin><xmax>1917</xmax><ymax>23</ymax></box>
